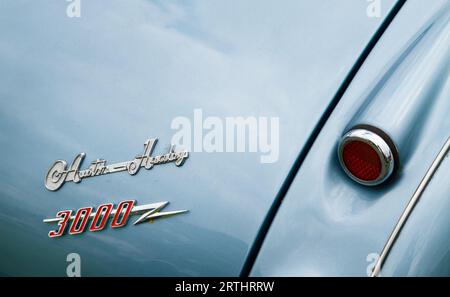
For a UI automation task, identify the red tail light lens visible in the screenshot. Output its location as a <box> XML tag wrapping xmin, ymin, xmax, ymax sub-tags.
<box><xmin>338</xmin><ymin>128</ymin><xmax>395</xmax><ymax>186</ymax></box>
<box><xmin>342</xmin><ymin>140</ymin><xmax>382</xmax><ymax>181</ymax></box>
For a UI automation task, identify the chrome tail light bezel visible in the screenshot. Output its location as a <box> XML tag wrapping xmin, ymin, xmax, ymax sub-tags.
<box><xmin>338</xmin><ymin>126</ymin><xmax>398</xmax><ymax>186</ymax></box>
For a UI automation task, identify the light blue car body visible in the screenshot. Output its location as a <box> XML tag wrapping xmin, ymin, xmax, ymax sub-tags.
<box><xmin>0</xmin><ymin>0</ymin><xmax>448</xmax><ymax>276</ymax></box>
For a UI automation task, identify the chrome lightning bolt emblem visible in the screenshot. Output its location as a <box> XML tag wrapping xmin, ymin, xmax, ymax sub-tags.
<box><xmin>43</xmin><ymin>200</ymin><xmax>188</xmax><ymax>237</ymax></box>
<box><xmin>45</xmin><ymin>138</ymin><xmax>189</xmax><ymax>191</ymax></box>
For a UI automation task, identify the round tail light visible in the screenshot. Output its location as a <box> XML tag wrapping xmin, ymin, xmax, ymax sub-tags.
<box><xmin>338</xmin><ymin>128</ymin><xmax>396</xmax><ymax>186</ymax></box>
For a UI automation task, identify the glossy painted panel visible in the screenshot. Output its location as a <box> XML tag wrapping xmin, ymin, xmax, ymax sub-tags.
<box><xmin>251</xmin><ymin>0</ymin><xmax>450</xmax><ymax>276</ymax></box>
<box><xmin>346</xmin><ymin>4</ymin><xmax>450</xmax><ymax>166</ymax></box>
<box><xmin>0</xmin><ymin>0</ymin><xmax>391</xmax><ymax>275</ymax></box>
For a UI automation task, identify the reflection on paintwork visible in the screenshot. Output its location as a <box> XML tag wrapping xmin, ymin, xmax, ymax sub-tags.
<box><xmin>0</xmin><ymin>0</ymin><xmax>392</xmax><ymax>275</ymax></box>
<box><xmin>251</xmin><ymin>0</ymin><xmax>450</xmax><ymax>276</ymax></box>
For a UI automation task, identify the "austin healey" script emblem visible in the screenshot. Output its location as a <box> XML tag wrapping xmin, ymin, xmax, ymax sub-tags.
<box><xmin>45</xmin><ymin>138</ymin><xmax>189</xmax><ymax>191</ymax></box>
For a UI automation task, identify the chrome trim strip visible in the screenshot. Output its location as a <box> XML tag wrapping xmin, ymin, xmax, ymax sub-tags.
<box><xmin>371</xmin><ymin>137</ymin><xmax>450</xmax><ymax>277</ymax></box>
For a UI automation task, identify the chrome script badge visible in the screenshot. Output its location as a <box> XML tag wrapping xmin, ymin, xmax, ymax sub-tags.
<box><xmin>44</xmin><ymin>200</ymin><xmax>188</xmax><ymax>237</ymax></box>
<box><xmin>45</xmin><ymin>138</ymin><xmax>189</xmax><ymax>191</ymax></box>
